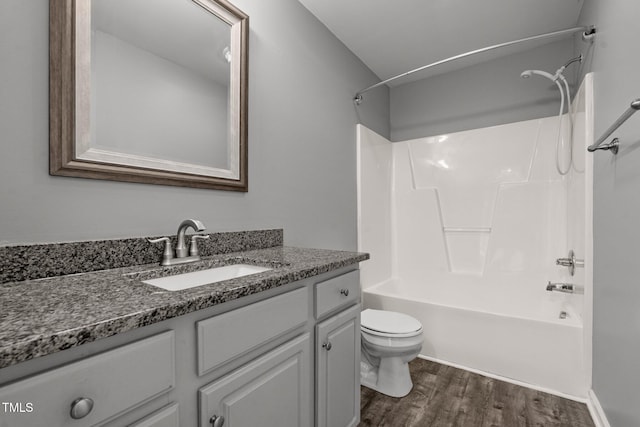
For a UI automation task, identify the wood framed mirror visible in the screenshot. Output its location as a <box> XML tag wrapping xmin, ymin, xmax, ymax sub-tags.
<box><xmin>50</xmin><ymin>0</ymin><xmax>249</xmax><ymax>191</ymax></box>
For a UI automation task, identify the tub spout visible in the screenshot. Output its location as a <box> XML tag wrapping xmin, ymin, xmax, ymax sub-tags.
<box><xmin>546</xmin><ymin>282</ymin><xmax>574</xmax><ymax>293</ymax></box>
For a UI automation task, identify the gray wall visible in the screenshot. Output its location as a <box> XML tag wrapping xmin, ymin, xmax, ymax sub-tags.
<box><xmin>93</xmin><ymin>30</ymin><xmax>229</xmax><ymax>166</ymax></box>
<box><xmin>577</xmin><ymin>1</ymin><xmax>640</xmax><ymax>426</ymax></box>
<box><xmin>0</xmin><ymin>0</ymin><xmax>389</xmax><ymax>248</ymax></box>
<box><xmin>390</xmin><ymin>39</ymin><xmax>575</xmax><ymax>141</ymax></box>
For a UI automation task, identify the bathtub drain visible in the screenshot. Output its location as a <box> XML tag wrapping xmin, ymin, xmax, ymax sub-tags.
<box><xmin>559</xmin><ymin>311</ymin><xmax>568</xmax><ymax>319</ymax></box>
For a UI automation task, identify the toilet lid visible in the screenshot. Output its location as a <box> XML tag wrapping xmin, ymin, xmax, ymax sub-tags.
<box><xmin>360</xmin><ymin>309</ymin><xmax>422</xmax><ymax>336</ymax></box>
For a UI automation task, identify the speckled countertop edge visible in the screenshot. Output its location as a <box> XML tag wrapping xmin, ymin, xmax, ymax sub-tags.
<box><xmin>0</xmin><ymin>246</ymin><xmax>369</xmax><ymax>370</ymax></box>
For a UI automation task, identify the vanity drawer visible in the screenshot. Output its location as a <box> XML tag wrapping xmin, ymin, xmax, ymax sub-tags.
<box><xmin>197</xmin><ymin>287</ymin><xmax>309</xmax><ymax>376</ymax></box>
<box><xmin>0</xmin><ymin>331</ymin><xmax>175</xmax><ymax>427</ymax></box>
<box><xmin>315</xmin><ymin>270</ymin><xmax>359</xmax><ymax>319</ymax></box>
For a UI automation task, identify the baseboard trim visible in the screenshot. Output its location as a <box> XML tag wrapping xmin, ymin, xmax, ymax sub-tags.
<box><xmin>586</xmin><ymin>389</ymin><xmax>611</xmax><ymax>427</ymax></box>
<box><xmin>417</xmin><ymin>354</ymin><xmax>587</xmax><ymax>403</ymax></box>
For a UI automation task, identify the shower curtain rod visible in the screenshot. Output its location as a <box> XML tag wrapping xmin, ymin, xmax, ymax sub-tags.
<box><xmin>354</xmin><ymin>25</ymin><xmax>596</xmax><ymax>104</ymax></box>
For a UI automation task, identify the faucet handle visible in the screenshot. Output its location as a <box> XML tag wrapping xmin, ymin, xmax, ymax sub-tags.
<box><xmin>148</xmin><ymin>237</ymin><xmax>173</xmax><ymax>265</ymax></box>
<box><xmin>189</xmin><ymin>234</ymin><xmax>210</xmax><ymax>257</ymax></box>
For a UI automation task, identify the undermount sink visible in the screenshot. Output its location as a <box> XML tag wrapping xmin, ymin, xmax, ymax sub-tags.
<box><xmin>142</xmin><ymin>264</ymin><xmax>272</xmax><ymax>291</ymax></box>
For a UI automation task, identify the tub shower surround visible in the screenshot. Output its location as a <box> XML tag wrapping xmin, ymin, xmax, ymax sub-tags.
<box><xmin>0</xmin><ymin>229</ymin><xmax>368</xmax><ymax>369</ymax></box>
<box><xmin>357</xmin><ymin>76</ymin><xmax>593</xmax><ymax>397</ymax></box>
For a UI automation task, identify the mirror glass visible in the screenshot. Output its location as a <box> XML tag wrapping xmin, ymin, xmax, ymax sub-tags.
<box><xmin>50</xmin><ymin>0</ymin><xmax>248</xmax><ymax>191</ymax></box>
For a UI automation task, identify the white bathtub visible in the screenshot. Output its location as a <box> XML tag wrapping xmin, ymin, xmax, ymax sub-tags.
<box><xmin>362</xmin><ymin>276</ymin><xmax>586</xmax><ymax>398</ymax></box>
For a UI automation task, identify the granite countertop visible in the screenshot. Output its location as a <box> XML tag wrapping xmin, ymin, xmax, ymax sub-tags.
<box><xmin>0</xmin><ymin>246</ymin><xmax>368</xmax><ymax>370</ymax></box>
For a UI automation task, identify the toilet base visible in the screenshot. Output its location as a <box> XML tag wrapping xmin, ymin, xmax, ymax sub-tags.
<box><xmin>360</xmin><ymin>357</ymin><xmax>413</xmax><ymax>398</ymax></box>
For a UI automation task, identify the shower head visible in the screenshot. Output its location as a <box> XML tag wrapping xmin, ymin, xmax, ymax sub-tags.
<box><xmin>520</xmin><ymin>69</ymin><xmax>557</xmax><ymax>81</ymax></box>
<box><xmin>522</xmin><ymin>55</ymin><xmax>582</xmax><ymax>82</ymax></box>
<box><xmin>520</xmin><ymin>62</ymin><xmax>574</xmax><ymax>176</ymax></box>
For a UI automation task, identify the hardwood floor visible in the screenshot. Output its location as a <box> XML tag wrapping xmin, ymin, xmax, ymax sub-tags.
<box><xmin>359</xmin><ymin>358</ymin><xmax>595</xmax><ymax>427</ymax></box>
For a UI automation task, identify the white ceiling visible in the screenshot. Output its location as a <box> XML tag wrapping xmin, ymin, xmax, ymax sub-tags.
<box><xmin>298</xmin><ymin>0</ymin><xmax>585</xmax><ymax>86</ymax></box>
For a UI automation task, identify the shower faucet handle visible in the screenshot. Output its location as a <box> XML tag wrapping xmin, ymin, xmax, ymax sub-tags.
<box><xmin>556</xmin><ymin>250</ymin><xmax>584</xmax><ymax>276</ymax></box>
<box><xmin>556</xmin><ymin>257</ymin><xmax>573</xmax><ymax>267</ymax></box>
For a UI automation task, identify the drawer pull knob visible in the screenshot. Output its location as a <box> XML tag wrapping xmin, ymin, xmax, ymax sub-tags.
<box><xmin>70</xmin><ymin>397</ymin><xmax>94</xmax><ymax>419</ymax></box>
<box><xmin>323</xmin><ymin>341</ymin><xmax>332</xmax><ymax>351</ymax></box>
<box><xmin>210</xmin><ymin>415</ymin><xmax>225</xmax><ymax>427</ymax></box>
<box><xmin>340</xmin><ymin>289</ymin><xmax>349</xmax><ymax>296</ymax></box>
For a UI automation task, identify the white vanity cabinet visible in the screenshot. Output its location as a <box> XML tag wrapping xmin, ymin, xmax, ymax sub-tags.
<box><xmin>196</xmin><ymin>268</ymin><xmax>361</xmax><ymax>427</ymax></box>
<box><xmin>315</xmin><ymin>270</ymin><xmax>361</xmax><ymax>427</ymax></box>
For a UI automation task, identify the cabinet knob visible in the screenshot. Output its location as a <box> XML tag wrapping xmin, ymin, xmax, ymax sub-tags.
<box><xmin>340</xmin><ymin>289</ymin><xmax>349</xmax><ymax>297</ymax></box>
<box><xmin>322</xmin><ymin>341</ymin><xmax>332</xmax><ymax>351</ymax></box>
<box><xmin>210</xmin><ymin>415</ymin><xmax>225</xmax><ymax>427</ymax></box>
<box><xmin>70</xmin><ymin>397</ymin><xmax>94</xmax><ymax>419</ymax></box>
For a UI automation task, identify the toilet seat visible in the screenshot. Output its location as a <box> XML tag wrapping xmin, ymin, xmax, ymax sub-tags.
<box><xmin>361</xmin><ymin>309</ymin><xmax>422</xmax><ymax>338</ymax></box>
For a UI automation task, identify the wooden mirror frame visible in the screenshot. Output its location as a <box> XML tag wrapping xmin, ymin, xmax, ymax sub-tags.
<box><xmin>49</xmin><ymin>0</ymin><xmax>249</xmax><ymax>191</ymax></box>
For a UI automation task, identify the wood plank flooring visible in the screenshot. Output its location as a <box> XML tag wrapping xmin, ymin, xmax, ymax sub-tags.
<box><xmin>359</xmin><ymin>358</ymin><xmax>595</xmax><ymax>427</ymax></box>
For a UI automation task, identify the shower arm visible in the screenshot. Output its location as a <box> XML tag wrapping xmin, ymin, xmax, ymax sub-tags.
<box><xmin>561</xmin><ymin>55</ymin><xmax>583</xmax><ymax>70</ymax></box>
<box><xmin>354</xmin><ymin>26</ymin><xmax>596</xmax><ymax>104</ymax></box>
<box><xmin>553</xmin><ymin>54</ymin><xmax>583</xmax><ymax>79</ymax></box>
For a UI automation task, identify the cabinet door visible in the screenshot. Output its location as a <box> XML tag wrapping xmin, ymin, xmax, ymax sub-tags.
<box><xmin>199</xmin><ymin>333</ymin><xmax>312</xmax><ymax>427</ymax></box>
<box><xmin>129</xmin><ymin>403</ymin><xmax>179</xmax><ymax>427</ymax></box>
<box><xmin>316</xmin><ymin>304</ymin><xmax>361</xmax><ymax>427</ymax></box>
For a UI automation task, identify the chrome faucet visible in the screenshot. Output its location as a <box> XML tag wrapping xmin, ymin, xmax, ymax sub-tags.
<box><xmin>148</xmin><ymin>219</ymin><xmax>209</xmax><ymax>266</ymax></box>
<box><xmin>175</xmin><ymin>219</ymin><xmax>206</xmax><ymax>258</ymax></box>
<box><xmin>546</xmin><ymin>282</ymin><xmax>574</xmax><ymax>293</ymax></box>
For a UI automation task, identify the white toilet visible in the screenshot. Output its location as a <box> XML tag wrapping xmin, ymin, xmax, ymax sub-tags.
<box><xmin>360</xmin><ymin>309</ymin><xmax>423</xmax><ymax>398</ymax></box>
